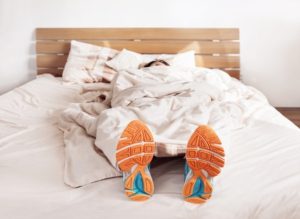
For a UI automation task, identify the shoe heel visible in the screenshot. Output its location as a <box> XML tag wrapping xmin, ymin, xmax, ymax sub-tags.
<box><xmin>183</xmin><ymin>170</ymin><xmax>212</xmax><ymax>203</ymax></box>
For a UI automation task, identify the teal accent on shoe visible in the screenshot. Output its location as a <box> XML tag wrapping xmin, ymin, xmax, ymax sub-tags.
<box><xmin>133</xmin><ymin>172</ymin><xmax>145</xmax><ymax>195</ymax></box>
<box><xmin>184</xmin><ymin>162</ymin><xmax>190</xmax><ymax>181</ymax></box>
<box><xmin>191</xmin><ymin>178</ymin><xmax>204</xmax><ymax>198</ymax></box>
<box><xmin>126</xmin><ymin>166</ymin><xmax>152</xmax><ymax>197</ymax></box>
<box><xmin>184</xmin><ymin>162</ymin><xmax>206</xmax><ymax>198</ymax></box>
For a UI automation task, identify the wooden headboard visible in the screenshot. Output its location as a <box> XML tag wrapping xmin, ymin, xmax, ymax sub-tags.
<box><xmin>36</xmin><ymin>28</ymin><xmax>240</xmax><ymax>79</ymax></box>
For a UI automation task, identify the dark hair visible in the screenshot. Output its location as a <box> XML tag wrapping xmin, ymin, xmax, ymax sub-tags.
<box><xmin>143</xmin><ymin>59</ymin><xmax>170</xmax><ymax>68</ymax></box>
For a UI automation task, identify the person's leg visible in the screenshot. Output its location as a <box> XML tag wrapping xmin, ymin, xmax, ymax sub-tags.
<box><xmin>183</xmin><ymin>125</ymin><xmax>225</xmax><ymax>204</ymax></box>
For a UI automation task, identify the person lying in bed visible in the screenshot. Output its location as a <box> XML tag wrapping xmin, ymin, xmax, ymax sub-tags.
<box><xmin>141</xmin><ymin>59</ymin><xmax>170</xmax><ymax>68</ymax></box>
<box><xmin>113</xmin><ymin>59</ymin><xmax>225</xmax><ymax>204</ymax></box>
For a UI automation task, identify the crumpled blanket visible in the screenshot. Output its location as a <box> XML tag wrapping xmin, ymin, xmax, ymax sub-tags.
<box><xmin>59</xmin><ymin>66</ymin><xmax>268</xmax><ymax>187</ymax></box>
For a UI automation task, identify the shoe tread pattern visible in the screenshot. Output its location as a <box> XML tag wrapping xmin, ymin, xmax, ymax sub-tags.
<box><xmin>184</xmin><ymin>125</ymin><xmax>225</xmax><ymax>204</ymax></box>
<box><xmin>116</xmin><ymin>120</ymin><xmax>155</xmax><ymax>201</ymax></box>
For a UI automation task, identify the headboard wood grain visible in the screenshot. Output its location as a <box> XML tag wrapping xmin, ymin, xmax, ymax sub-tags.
<box><xmin>36</xmin><ymin>28</ymin><xmax>240</xmax><ymax>79</ymax></box>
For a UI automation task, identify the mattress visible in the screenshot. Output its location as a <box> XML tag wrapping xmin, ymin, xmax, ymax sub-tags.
<box><xmin>1</xmin><ymin>74</ymin><xmax>300</xmax><ymax>219</ymax></box>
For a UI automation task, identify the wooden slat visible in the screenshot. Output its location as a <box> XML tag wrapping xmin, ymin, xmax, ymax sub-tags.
<box><xmin>195</xmin><ymin>55</ymin><xmax>240</xmax><ymax>68</ymax></box>
<box><xmin>36</xmin><ymin>40</ymin><xmax>239</xmax><ymax>54</ymax></box>
<box><xmin>36</xmin><ymin>28</ymin><xmax>239</xmax><ymax>40</ymax></box>
<box><xmin>37</xmin><ymin>54</ymin><xmax>240</xmax><ymax>69</ymax></box>
<box><xmin>37</xmin><ymin>55</ymin><xmax>67</xmax><ymax>68</ymax></box>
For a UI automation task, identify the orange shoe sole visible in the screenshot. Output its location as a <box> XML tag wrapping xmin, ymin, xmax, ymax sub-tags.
<box><xmin>116</xmin><ymin>120</ymin><xmax>155</xmax><ymax>201</ymax></box>
<box><xmin>183</xmin><ymin>125</ymin><xmax>225</xmax><ymax>204</ymax></box>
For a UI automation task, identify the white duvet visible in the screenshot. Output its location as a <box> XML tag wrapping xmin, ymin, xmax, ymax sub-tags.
<box><xmin>60</xmin><ymin>66</ymin><xmax>269</xmax><ymax>186</ymax></box>
<box><xmin>97</xmin><ymin>66</ymin><xmax>269</xmax><ymax>164</ymax></box>
<box><xmin>1</xmin><ymin>74</ymin><xmax>300</xmax><ymax>219</ymax></box>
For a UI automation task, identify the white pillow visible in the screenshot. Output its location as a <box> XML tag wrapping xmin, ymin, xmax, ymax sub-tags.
<box><xmin>106</xmin><ymin>49</ymin><xmax>142</xmax><ymax>71</ymax></box>
<box><xmin>63</xmin><ymin>40</ymin><xmax>119</xmax><ymax>83</ymax></box>
<box><xmin>106</xmin><ymin>50</ymin><xmax>196</xmax><ymax>71</ymax></box>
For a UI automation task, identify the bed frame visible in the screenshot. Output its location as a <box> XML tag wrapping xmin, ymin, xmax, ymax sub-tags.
<box><xmin>36</xmin><ymin>28</ymin><xmax>240</xmax><ymax>79</ymax></box>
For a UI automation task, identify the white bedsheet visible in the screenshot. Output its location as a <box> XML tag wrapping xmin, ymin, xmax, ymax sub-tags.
<box><xmin>1</xmin><ymin>74</ymin><xmax>300</xmax><ymax>219</ymax></box>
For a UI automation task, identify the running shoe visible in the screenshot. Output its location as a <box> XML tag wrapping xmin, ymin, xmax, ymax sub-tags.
<box><xmin>183</xmin><ymin>125</ymin><xmax>225</xmax><ymax>204</ymax></box>
<box><xmin>116</xmin><ymin>120</ymin><xmax>156</xmax><ymax>201</ymax></box>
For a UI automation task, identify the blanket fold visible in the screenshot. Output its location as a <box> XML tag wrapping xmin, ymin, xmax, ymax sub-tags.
<box><xmin>59</xmin><ymin>66</ymin><xmax>268</xmax><ymax>187</ymax></box>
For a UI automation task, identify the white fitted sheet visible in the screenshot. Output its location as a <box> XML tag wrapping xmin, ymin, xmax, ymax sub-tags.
<box><xmin>0</xmin><ymin>74</ymin><xmax>300</xmax><ymax>219</ymax></box>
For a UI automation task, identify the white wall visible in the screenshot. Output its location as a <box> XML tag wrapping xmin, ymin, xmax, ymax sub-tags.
<box><xmin>1</xmin><ymin>0</ymin><xmax>300</xmax><ymax>106</ymax></box>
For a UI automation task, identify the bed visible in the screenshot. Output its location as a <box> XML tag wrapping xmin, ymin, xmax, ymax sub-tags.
<box><xmin>1</xmin><ymin>28</ymin><xmax>300</xmax><ymax>219</ymax></box>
